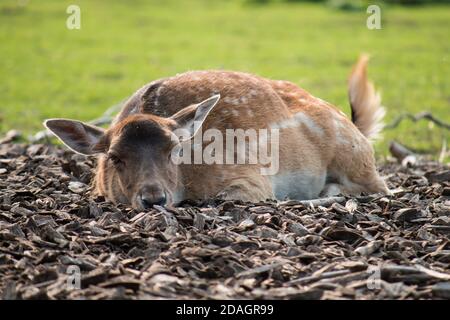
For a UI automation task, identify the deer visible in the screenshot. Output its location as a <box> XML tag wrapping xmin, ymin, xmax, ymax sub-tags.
<box><xmin>44</xmin><ymin>55</ymin><xmax>389</xmax><ymax>210</ymax></box>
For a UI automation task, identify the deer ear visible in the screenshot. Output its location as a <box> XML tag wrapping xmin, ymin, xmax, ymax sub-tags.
<box><xmin>170</xmin><ymin>94</ymin><xmax>220</xmax><ymax>140</ymax></box>
<box><xmin>44</xmin><ymin>118</ymin><xmax>105</xmax><ymax>155</ymax></box>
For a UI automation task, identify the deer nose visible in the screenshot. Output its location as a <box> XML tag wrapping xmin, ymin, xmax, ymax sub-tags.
<box><xmin>139</xmin><ymin>185</ymin><xmax>167</xmax><ymax>209</ymax></box>
<box><xmin>141</xmin><ymin>195</ymin><xmax>166</xmax><ymax>208</ymax></box>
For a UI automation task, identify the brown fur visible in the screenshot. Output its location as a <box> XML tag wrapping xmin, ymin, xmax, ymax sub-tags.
<box><xmin>46</xmin><ymin>57</ymin><xmax>389</xmax><ymax>209</ymax></box>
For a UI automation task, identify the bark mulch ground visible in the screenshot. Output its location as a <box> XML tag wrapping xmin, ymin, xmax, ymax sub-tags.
<box><xmin>0</xmin><ymin>143</ymin><xmax>449</xmax><ymax>299</ymax></box>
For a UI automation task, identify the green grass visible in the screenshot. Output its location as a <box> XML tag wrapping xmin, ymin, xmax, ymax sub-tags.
<box><xmin>1</xmin><ymin>0</ymin><xmax>449</xmax><ymax>160</ymax></box>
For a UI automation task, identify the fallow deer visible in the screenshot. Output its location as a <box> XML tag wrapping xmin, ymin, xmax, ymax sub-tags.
<box><xmin>45</xmin><ymin>55</ymin><xmax>389</xmax><ymax>210</ymax></box>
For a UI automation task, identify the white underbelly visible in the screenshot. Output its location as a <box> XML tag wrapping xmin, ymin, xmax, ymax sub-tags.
<box><xmin>270</xmin><ymin>170</ymin><xmax>326</xmax><ymax>200</ymax></box>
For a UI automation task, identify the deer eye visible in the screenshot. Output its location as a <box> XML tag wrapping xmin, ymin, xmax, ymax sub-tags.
<box><xmin>108</xmin><ymin>153</ymin><xmax>124</xmax><ymax>168</ymax></box>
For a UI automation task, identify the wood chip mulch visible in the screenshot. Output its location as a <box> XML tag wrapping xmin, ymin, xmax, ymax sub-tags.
<box><xmin>0</xmin><ymin>143</ymin><xmax>449</xmax><ymax>300</ymax></box>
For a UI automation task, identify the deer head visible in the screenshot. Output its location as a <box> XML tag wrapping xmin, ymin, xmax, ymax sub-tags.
<box><xmin>44</xmin><ymin>94</ymin><xmax>220</xmax><ymax>210</ymax></box>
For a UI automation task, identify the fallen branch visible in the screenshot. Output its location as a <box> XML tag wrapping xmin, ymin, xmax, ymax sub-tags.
<box><xmin>288</xmin><ymin>269</ymin><xmax>351</xmax><ymax>285</ymax></box>
<box><xmin>381</xmin><ymin>264</ymin><xmax>450</xmax><ymax>281</ymax></box>
<box><xmin>389</xmin><ymin>140</ymin><xmax>418</xmax><ymax>166</ymax></box>
<box><xmin>438</xmin><ymin>138</ymin><xmax>448</xmax><ymax>163</ymax></box>
<box><xmin>385</xmin><ymin>111</ymin><xmax>450</xmax><ymax>130</ymax></box>
<box><xmin>414</xmin><ymin>264</ymin><xmax>450</xmax><ymax>281</ymax></box>
<box><xmin>279</xmin><ymin>196</ymin><xmax>346</xmax><ymax>208</ymax></box>
<box><xmin>237</xmin><ymin>263</ymin><xmax>283</xmax><ymax>278</ymax></box>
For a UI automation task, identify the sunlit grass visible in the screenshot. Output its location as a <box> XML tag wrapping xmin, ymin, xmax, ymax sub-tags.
<box><xmin>0</xmin><ymin>0</ymin><xmax>449</xmax><ymax>160</ymax></box>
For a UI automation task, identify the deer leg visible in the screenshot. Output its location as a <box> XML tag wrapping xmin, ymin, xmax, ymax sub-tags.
<box><xmin>360</xmin><ymin>174</ymin><xmax>390</xmax><ymax>195</ymax></box>
<box><xmin>217</xmin><ymin>177</ymin><xmax>273</xmax><ymax>203</ymax></box>
<box><xmin>320</xmin><ymin>183</ymin><xmax>343</xmax><ymax>197</ymax></box>
<box><xmin>322</xmin><ymin>170</ymin><xmax>389</xmax><ymax>198</ymax></box>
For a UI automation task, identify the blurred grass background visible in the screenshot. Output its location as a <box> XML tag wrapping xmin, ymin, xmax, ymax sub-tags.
<box><xmin>0</xmin><ymin>0</ymin><xmax>449</xmax><ymax>160</ymax></box>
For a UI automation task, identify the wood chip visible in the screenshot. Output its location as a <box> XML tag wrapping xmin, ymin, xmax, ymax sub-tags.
<box><xmin>0</xmin><ymin>143</ymin><xmax>448</xmax><ymax>299</ymax></box>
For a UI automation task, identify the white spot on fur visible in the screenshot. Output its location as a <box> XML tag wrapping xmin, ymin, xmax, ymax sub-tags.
<box><xmin>333</xmin><ymin>118</ymin><xmax>352</xmax><ymax>146</ymax></box>
<box><xmin>294</xmin><ymin>113</ymin><xmax>324</xmax><ymax>136</ymax></box>
<box><xmin>223</xmin><ymin>95</ymin><xmax>251</xmax><ymax>106</ymax></box>
<box><xmin>334</xmin><ymin>117</ymin><xmax>345</xmax><ymax>129</ymax></box>
<box><xmin>249</xmin><ymin>89</ymin><xmax>258</xmax><ymax>97</ymax></box>
<box><xmin>279</xmin><ymin>117</ymin><xmax>298</xmax><ymax>129</ymax></box>
<box><xmin>269</xmin><ymin>112</ymin><xmax>324</xmax><ymax>136</ymax></box>
<box><xmin>224</xmin><ymin>97</ymin><xmax>240</xmax><ymax>106</ymax></box>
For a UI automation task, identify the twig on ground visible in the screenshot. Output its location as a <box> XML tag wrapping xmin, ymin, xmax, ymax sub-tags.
<box><xmin>279</xmin><ymin>196</ymin><xmax>346</xmax><ymax>208</ymax></box>
<box><xmin>438</xmin><ymin>138</ymin><xmax>448</xmax><ymax>164</ymax></box>
<box><xmin>385</xmin><ymin>111</ymin><xmax>450</xmax><ymax>130</ymax></box>
<box><xmin>389</xmin><ymin>140</ymin><xmax>418</xmax><ymax>166</ymax></box>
